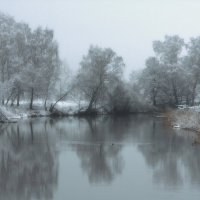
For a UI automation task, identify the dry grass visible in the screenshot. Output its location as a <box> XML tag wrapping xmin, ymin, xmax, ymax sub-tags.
<box><xmin>165</xmin><ymin>110</ymin><xmax>200</xmax><ymax>132</ymax></box>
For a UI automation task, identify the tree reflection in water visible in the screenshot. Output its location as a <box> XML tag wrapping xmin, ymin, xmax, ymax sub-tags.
<box><xmin>137</xmin><ymin>118</ymin><xmax>200</xmax><ymax>188</ymax></box>
<box><xmin>67</xmin><ymin>117</ymin><xmax>126</xmax><ymax>184</ymax></box>
<box><xmin>0</xmin><ymin>115</ymin><xmax>200</xmax><ymax>199</ymax></box>
<box><xmin>72</xmin><ymin>143</ymin><xmax>124</xmax><ymax>184</ymax></box>
<box><xmin>0</xmin><ymin>119</ymin><xmax>58</xmax><ymax>200</ymax></box>
<box><xmin>69</xmin><ymin>116</ymin><xmax>200</xmax><ymax>187</ymax></box>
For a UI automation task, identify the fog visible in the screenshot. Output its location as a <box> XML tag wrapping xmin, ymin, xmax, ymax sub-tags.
<box><xmin>1</xmin><ymin>0</ymin><xmax>200</xmax><ymax>78</ymax></box>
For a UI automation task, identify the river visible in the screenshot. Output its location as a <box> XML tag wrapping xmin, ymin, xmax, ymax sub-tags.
<box><xmin>0</xmin><ymin>115</ymin><xmax>199</xmax><ymax>200</ymax></box>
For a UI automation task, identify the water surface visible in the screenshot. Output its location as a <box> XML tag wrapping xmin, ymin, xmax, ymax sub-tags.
<box><xmin>0</xmin><ymin>115</ymin><xmax>199</xmax><ymax>200</ymax></box>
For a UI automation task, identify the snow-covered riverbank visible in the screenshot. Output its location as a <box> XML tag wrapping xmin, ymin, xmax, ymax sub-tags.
<box><xmin>167</xmin><ymin>107</ymin><xmax>200</xmax><ymax>133</ymax></box>
<box><xmin>0</xmin><ymin>100</ymin><xmax>88</xmax><ymax>122</ymax></box>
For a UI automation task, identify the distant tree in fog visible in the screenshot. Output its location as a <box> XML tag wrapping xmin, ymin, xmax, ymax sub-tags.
<box><xmin>153</xmin><ymin>35</ymin><xmax>185</xmax><ymax>105</ymax></box>
<box><xmin>185</xmin><ymin>37</ymin><xmax>200</xmax><ymax>105</ymax></box>
<box><xmin>140</xmin><ymin>35</ymin><xmax>187</xmax><ymax>107</ymax></box>
<box><xmin>141</xmin><ymin>57</ymin><xmax>161</xmax><ymax>106</ymax></box>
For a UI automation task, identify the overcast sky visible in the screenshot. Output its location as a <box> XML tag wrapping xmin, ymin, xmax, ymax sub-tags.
<box><xmin>1</xmin><ymin>0</ymin><xmax>200</xmax><ymax>78</ymax></box>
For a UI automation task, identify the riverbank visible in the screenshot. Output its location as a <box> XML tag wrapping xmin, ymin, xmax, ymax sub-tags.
<box><xmin>166</xmin><ymin>109</ymin><xmax>200</xmax><ymax>131</ymax></box>
<box><xmin>0</xmin><ymin>100</ymin><xmax>83</xmax><ymax>122</ymax></box>
<box><xmin>0</xmin><ymin>100</ymin><xmax>158</xmax><ymax>122</ymax></box>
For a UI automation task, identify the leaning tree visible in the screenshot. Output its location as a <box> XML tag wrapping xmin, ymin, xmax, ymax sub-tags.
<box><xmin>76</xmin><ymin>45</ymin><xmax>125</xmax><ymax>113</ymax></box>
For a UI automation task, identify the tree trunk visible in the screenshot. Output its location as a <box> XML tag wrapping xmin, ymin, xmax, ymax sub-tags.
<box><xmin>87</xmin><ymin>96</ymin><xmax>95</xmax><ymax>112</ymax></box>
<box><xmin>86</xmin><ymin>87</ymin><xmax>100</xmax><ymax>112</ymax></box>
<box><xmin>186</xmin><ymin>94</ymin><xmax>189</xmax><ymax>105</ymax></box>
<box><xmin>44</xmin><ymin>96</ymin><xmax>48</xmax><ymax>111</ymax></box>
<box><xmin>152</xmin><ymin>87</ymin><xmax>157</xmax><ymax>106</ymax></box>
<box><xmin>17</xmin><ymin>125</ymin><xmax>20</xmax><ymax>145</ymax></box>
<box><xmin>17</xmin><ymin>88</ymin><xmax>20</xmax><ymax>107</ymax></box>
<box><xmin>153</xmin><ymin>97</ymin><xmax>156</xmax><ymax>106</ymax></box>
<box><xmin>10</xmin><ymin>96</ymin><xmax>16</xmax><ymax>106</ymax></box>
<box><xmin>191</xmin><ymin>79</ymin><xmax>198</xmax><ymax>106</ymax></box>
<box><xmin>5</xmin><ymin>98</ymin><xmax>9</xmax><ymax>105</ymax></box>
<box><xmin>6</xmin><ymin>91</ymin><xmax>13</xmax><ymax>105</ymax></box>
<box><xmin>30</xmin><ymin>122</ymin><xmax>34</xmax><ymax>144</ymax></box>
<box><xmin>1</xmin><ymin>65</ymin><xmax>5</xmax><ymax>105</ymax></box>
<box><xmin>30</xmin><ymin>88</ymin><xmax>34</xmax><ymax>110</ymax></box>
<box><xmin>49</xmin><ymin>88</ymin><xmax>72</xmax><ymax>112</ymax></box>
<box><xmin>172</xmin><ymin>82</ymin><xmax>179</xmax><ymax>105</ymax></box>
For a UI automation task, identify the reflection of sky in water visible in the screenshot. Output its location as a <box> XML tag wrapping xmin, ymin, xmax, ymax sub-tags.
<box><xmin>0</xmin><ymin>115</ymin><xmax>200</xmax><ymax>200</ymax></box>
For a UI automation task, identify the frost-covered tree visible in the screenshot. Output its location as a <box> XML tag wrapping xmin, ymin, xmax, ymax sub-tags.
<box><xmin>23</xmin><ymin>27</ymin><xmax>60</xmax><ymax>109</ymax></box>
<box><xmin>152</xmin><ymin>35</ymin><xmax>185</xmax><ymax>105</ymax></box>
<box><xmin>140</xmin><ymin>35</ymin><xmax>185</xmax><ymax>107</ymax></box>
<box><xmin>76</xmin><ymin>45</ymin><xmax>125</xmax><ymax>112</ymax></box>
<box><xmin>184</xmin><ymin>37</ymin><xmax>200</xmax><ymax>105</ymax></box>
<box><xmin>11</xmin><ymin>22</ymin><xmax>32</xmax><ymax>106</ymax></box>
<box><xmin>141</xmin><ymin>57</ymin><xmax>163</xmax><ymax>106</ymax></box>
<box><xmin>139</xmin><ymin>35</ymin><xmax>200</xmax><ymax>107</ymax></box>
<box><xmin>0</xmin><ymin>13</ymin><xmax>17</xmax><ymax>105</ymax></box>
<box><xmin>0</xmin><ymin>13</ymin><xmax>60</xmax><ymax>109</ymax></box>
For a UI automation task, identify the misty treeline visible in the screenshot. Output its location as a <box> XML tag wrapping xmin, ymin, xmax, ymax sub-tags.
<box><xmin>0</xmin><ymin>13</ymin><xmax>135</xmax><ymax>114</ymax></box>
<box><xmin>1</xmin><ymin>13</ymin><xmax>200</xmax><ymax>114</ymax></box>
<box><xmin>0</xmin><ymin>13</ymin><xmax>60</xmax><ymax>110</ymax></box>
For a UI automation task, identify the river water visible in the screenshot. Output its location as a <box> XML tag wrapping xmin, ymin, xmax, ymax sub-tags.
<box><xmin>0</xmin><ymin>115</ymin><xmax>200</xmax><ymax>200</ymax></box>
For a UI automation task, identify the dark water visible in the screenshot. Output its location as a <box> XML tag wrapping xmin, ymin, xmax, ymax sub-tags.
<box><xmin>0</xmin><ymin>115</ymin><xmax>200</xmax><ymax>200</ymax></box>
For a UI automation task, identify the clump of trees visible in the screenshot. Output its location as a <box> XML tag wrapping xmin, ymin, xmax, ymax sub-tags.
<box><xmin>2</xmin><ymin>12</ymin><xmax>200</xmax><ymax>115</ymax></box>
<box><xmin>75</xmin><ymin>45</ymin><xmax>127</xmax><ymax>113</ymax></box>
<box><xmin>0</xmin><ymin>13</ymin><xmax>60</xmax><ymax>109</ymax></box>
<box><xmin>74</xmin><ymin>46</ymin><xmax>143</xmax><ymax>114</ymax></box>
<box><xmin>140</xmin><ymin>35</ymin><xmax>200</xmax><ymax>107</ymax></box>
<box><xmin>77</xmin><ymin>36</ymin><xmax>200</xmax><ymax>112</ymax></box>
<box><xmin>0</xmin><ymin>12</ymin><xmax>133</xmax><ymax>114</ymax></box>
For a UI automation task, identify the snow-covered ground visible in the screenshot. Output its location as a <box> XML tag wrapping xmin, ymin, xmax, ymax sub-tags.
<box><xmin>187</xmin><ymin>105</ymin><xmax>200</xmax><ymax>112</ymax></box>
<box><xmin>0</xmin><ymin>100</ymin><xmax>88</xmax><ymax>122</ymax></box>
<box><xmin>0</xmin><ymin>106</ymin><xmax>21</xmax><ymax>120</ymax></box>
<box><xmin>54</xmin><ymin>100</ymin><xmax>87</xmax><ymax>115</ymax></box>
<box><xmin>177</xmin><ymin>104</ymin><xmax>200</xmax><ymax>112</ymax></box>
